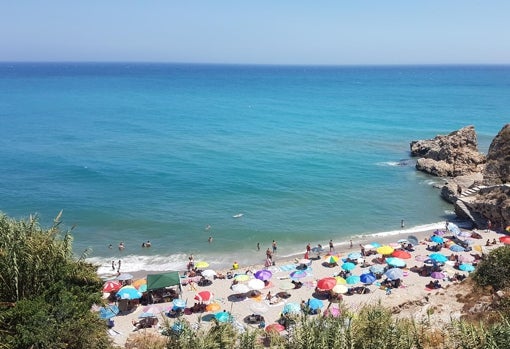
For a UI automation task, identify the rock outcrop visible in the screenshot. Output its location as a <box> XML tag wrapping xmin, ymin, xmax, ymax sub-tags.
<box><xmin>483</xmin><ymin>124</ymin><xmax>510</xmax><ymax>185</ymax></box>
<box><xmin>410</xmin><ymin>126</ymin><xmax>486</xmax><ymax>177</ymax></box>
<box><xmin>411</xmin><ymin>124</ymin><xmax>509</xmax><ymax>230</ymax></box>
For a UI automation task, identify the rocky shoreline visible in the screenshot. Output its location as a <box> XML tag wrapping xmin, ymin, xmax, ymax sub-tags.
<box><xmin>410</xmin><ymin>124</ymin><xmax>510</xmax><ymax>231</ymax></box>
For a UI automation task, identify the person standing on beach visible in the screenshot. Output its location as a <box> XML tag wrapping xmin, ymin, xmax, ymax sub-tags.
<box><xmin>401</xmin><ymin>220</ymin><xmax>405</xmax><ymax>228</ymax></box>
<box><xmin>117</xmin><ymin>260</ymin><xmax>121</xmax><ymax>273</ymax></box>
<box><xmin>111</xmin><ymin>260</ymin><xmax>115</xmax><ymax>271</ymax></box>
<box><xmin>272</xmin><ymin>240</ymin><xmax>277</xmax><ymax>254</ymax></box>
<box><xmin>329</xmin><ymin>240</ymin><xmax>334</xmax><ymax>252</ymax></box>
<box><xmin>257</xmin><ymin>242</ymin><xmax>260</xmax><ymax>251</ymax></box>
<box><xmin>349</xmin><ymin>240</ymin><xmax>353</xmax><ymax>248</ymax></box>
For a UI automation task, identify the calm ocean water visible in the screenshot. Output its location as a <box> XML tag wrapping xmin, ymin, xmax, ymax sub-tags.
<box><xmin>0</xmin><ymin>63</ymin><xmax>509</xmax><ymax>274</ymax></box>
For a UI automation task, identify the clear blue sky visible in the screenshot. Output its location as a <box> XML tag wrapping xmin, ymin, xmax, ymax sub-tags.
<box><xmin>1</xmin><ymin>1</ymin><xmax>509</xmax><ymax>65</ymax></box>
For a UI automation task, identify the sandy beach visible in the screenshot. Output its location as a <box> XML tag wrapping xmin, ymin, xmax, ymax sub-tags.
<box><xmin>102</xmin><ymin>224</ymin><xmax>505</xmax><ymax>348</ymax></box>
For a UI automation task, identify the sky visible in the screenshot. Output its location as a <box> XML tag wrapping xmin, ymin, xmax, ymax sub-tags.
<box><xmin>1</xmin><ymin>1</ymin><xmax>509</xmax><ymax>65</ymax></box>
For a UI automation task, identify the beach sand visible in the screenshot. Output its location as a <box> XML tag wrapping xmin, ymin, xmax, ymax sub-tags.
<box><xmin>104</xmin><ymin>226</ymin><xmax>504</xmax><ymax>348</ymax></box>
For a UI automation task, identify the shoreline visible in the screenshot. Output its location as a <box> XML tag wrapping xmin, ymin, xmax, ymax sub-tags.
<box><xmin>105</xmin><ymin>224</ymin><xmax>505</xmax><ymax>347</ymax></box>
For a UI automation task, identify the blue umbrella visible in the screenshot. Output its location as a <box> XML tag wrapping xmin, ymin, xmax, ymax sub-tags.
<box><xmin>407</xmin><ymin>236</ymin><xmax>419</xmax><ymax>245</ymax></box>
<box><xmin>459</xmin><ymin>264</ymin><xmax>475</xmax><ymax>272</ymax></box>
<box><xmin>173</xmin><ymin>298</ymin><xmax>186</xmax><ymax>309</ymax></box>
<box><xmin>385</xmin><ymin>268</ymin><xmax>403</xmax><ymax>281</ymax></box>
<box><xmin>98</xmin><ymin>305</ymin><xmax>119</xmax><ymax>319</ymax></box>
<box><xmin>450</xmin><ymin>244</ymin><xmax>465</xmax><ymax>252</ymax></box>
<box><xmin>370</xmin><ymin>242</ymin><xmax>382</xmax><ymax>248</ymax></box>
<box><xmin>215</xmin><ymin>311</ymin><xmax>232</xmax><ymax>323</ymax></box>
<box><xmin>307</xmin><ymin>298</ymin><xmax>324</xmax><ymax>310</ymax></box>
<box><xmin>431</xmin><ymin>235</ymin><xmax>444</xmax><ymax>244</ymax></box>
<box><xmin>116</xmin><ymin>286</ymin><xmax>142</xmax><ymax>300</ymax></box>
<box><xmin>290</xmin><ymin>270</ymin><xmax>307</xmax><ymax>279</ymax></box>
<box><xmin>369</xmin><ymin>265</ymin><xmax>385</xmax><ymax>274</ymax></box>
<box><xmin>342</xmin><ymin>262</ymin><xmax>356</xmax><ymax>271</ymax></box>
<box><xmin>348</xmin><ymin>252</ymin><xmax>362</xmax><ymax>260</ymax></box>
<box><xmin>360</xmin><ymin>273</ymin><xmax>376</xmax><ymax>284</ymax></box>
<box><xmin>429</xmin><ymin>253</ymin><xmax>448</xmax><ymax>263</ymax></box>
<box><xmin>386</xmin><ymin>257</ymin><xmax>406</xmax><ymax>268</ymax></box>
<box><xmin>447</xmin><ymin>222</ymin><xmax>461</xmax><ymax>235</ymax></box>
<box><xmin>282</xmin><ymin>302</ymin><xmax>301</xmax><ymax>315</ymax></box>
<box><xmin>346</xmin><ymin>275</ymin><xmax>360</xmax><ymax>285</ymax></box>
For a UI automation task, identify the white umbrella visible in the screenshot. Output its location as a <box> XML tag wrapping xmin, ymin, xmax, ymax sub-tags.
<box><xmin>231</xmin><ymin>283</ymin><xmax>250</xmax><ymax>294</ymax></box>
<box><xmin>248</xmin><ymin>278</ymin><xmax>265</xmax><ymax>290</ymax></box>
<box><xmin>332</xmin><ymin>284</ymin><xmax>348</xmax><ymax>294</ymax></box>
<box><xmin>202</xmin><ymin>269</ymin><xmax>217</xmax><ymax>279</ymax></box>
<box><xmin>249</xmin><ymin>302</ymin><xmax>269</xmax><ymax>314</ymax></box>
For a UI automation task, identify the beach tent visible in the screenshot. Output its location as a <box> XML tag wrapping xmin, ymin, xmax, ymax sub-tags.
<box><xmin>147</xmin><ymin>271</ymin><xmax>182</xmax><ymax>292</ymax></box>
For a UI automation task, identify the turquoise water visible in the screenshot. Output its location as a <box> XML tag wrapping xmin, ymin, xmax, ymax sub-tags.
<box><xmin>0</xmin><ymin>63</ymin><xmax>508</xmax><ymax>274</ymax></box>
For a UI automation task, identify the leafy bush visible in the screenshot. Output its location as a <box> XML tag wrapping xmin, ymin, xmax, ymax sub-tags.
<box><xmin>472</xmin><ymin>246</ymin><xmax>510</xmax><ymax>290</ymax></box>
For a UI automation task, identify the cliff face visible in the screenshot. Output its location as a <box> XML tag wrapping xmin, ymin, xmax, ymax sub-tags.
<box><xmin>410</xmin><ymin>125</ymin><xmax>486</xmax><ymax>177</ymax></box>
<box><xmin>411</xmin><ymin>124</ymin><xmax>509</xmax><ymax>230</ymax></box>
<box><xmin>483</xmin><ymin>124</ymin><xmax>510</xmax><ymax>185</ymax></box>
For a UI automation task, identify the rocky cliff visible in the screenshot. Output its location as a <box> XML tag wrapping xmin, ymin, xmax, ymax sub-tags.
<box><xmin>411</xmin><ymin>124</ymin><xmax>509</xmax><ymax>230</ymax></box>
<box><xmin>410</xmin><ymin>125</ymin><xmax>486</xmax><ymax>177</ymax></box>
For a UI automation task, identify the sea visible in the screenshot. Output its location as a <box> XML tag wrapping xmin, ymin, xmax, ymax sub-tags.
<box><xmin>0</xmin><ymin>63</ymin><xmax>509</xmax><ymax>276</ymax></box>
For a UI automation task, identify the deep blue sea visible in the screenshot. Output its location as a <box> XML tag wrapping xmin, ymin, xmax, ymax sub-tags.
<box><xmin>0</xmin><ymin>63</ymin><xmax>508</xmax><ymax>275</ymax></box>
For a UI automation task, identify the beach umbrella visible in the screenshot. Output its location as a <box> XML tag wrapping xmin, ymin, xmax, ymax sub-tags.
<box><xmin>202</xmin><ymin>269</ymin><xmax>217</xmax><ymax>279</ymax></box>
<box><xmin>397</xmin><ymin>239</ymin><xmax>408</xmax><ymax>244</ymax></box>
<box><xmin>195</xmin><ymin>290</ymin><xmax>214</xmax><ymax>302</ymax></box>
<box><xmin>132</xmin><ymin>278</ymin><xmax>146</xmax><ymax>289</ymax></box>
<box><xmin>307</xmin><ymin>298</ymin><xmax>324</xmax><ymax>310</ymax></box>
<box><xmin>341</xmin><ymin>262</ymin><xmax>356</xmax><ymax>271</ymax></box>
<box><xmin>433</xmin><ymin>229</ymin><xmax>446</xmax><ymax>236</ymax></box>
<box><xmin>389</xmin><ymin>242</ymin><xmax>401</xmax><ymax>248</ymax></box>
<box><xmin>459</xmin><ymin>255</ymin><xmax>475</xmax><ymax>263</ymax></box>
<box><xmin>116</xmin><ymin>273</ymin><xmax>134</xmax><ymax>281</ymax></box>
<box><xmin>266</xmin><ymin>323</ymin><xmax>285</xmax><ymax>333</ymax></box>
<box><xmin>172</xmin><ymin>298</ymin><xmax>186</xmax><ymax>309</ymax></box>
<box><xmin>324</xmin><ymin>255</ymin><xmax>339</xmax><ymax>264</ymax></box>
<box><xmin>360</xmin><ymin>273</ymin><xmax>376</xmax><ymax>284</ymax></box>
<box><xmin>385</xmin><ymin>268</ymin><xmax>403</xmax><ymax>281</ymax></box>
<box><xmin>282</xmin><ymin>302</ymin><xmax>301</xmax><ymax>315</ymax></box>
<box><xmin>324</xmin><ymin>306</ymin><xmax>341</xmax><ymax>317</ymax></box>
<box><xmin>206</xmin><ymin>303</ymin><xmax>221</xmax><ymax>312</ymax></box>
<box><xmin>332</xmin><ymin>284</ymin><xmax>348</xmax><ymax>294</ymax></box>
<box><xmin>317</xmin><ymin>277</ymin><xmax>337</xmax><ymax>291</ymax></box>
<box><xmin>348</xmin><ymin>252</ymin><xmax>362</xmax><ymax>260</ymax></box>
<box><xmin>431</xmin><ymin>271</ymin><xmax>446</xmax><ymax>279</ymax></box>
<box><xmin>279</xmin><ymin>280</ymin><xmax>296</xmax><ymax>290</ymax></box>
<box><xmin>450</xmin><ymin>244</ymin><xmax>465</xmax><ymax>252</ymax></box>
<box><xmin>290</xmin><ymin>270</ymin><xmax>307</xmax><ymax>279</ymax></box>
<box><xmin>499</xmin><ymin>236</ymin><xmax>510</xmax><ymax>244</ymax></box>
<box><xmin>98</xmin><ymin>305</ymin><xmax>119</xmax><ymax>319</ymax></box>
<box><xmin>298</xmin><ymin>258</ymin><xmax>311</xmax><ymax>265</ymax></box>
<box><xmin>116</xmin><ymin>286</ymin><xmax>142</xmax><ymax>300</ymax></box>
<box><xmin>234</xmin><ymin>274</ymin><xmax>250</xmax><ymax>282</ymax></box>
<box><xmin>447</xmin><ymin>222</ymin><xmax>461</xmax><ymax>235</ymax></box>
<box><xmin>459</xmin><ymin>264</ymin><xmax>475</xmax><ymax>272</ymax></box>
<box><xmin>194</xmin><ymin>261</ymin><xmax>209</xmax><ymax>269</ymax></box>
<box><xmin>431</xmin><ymin>235</ymin><xmax>444</xmax><ymax>244</ymax></box>
<box><xmin>429</xmin><ymin>253</ymin><xmax>448</xmax><ymax>263</ymax></box>
<box><xmin>231</xmin><ymin>283</ymin><xmax>250</xmax><ymax>294</ymax></box>
<box><xmin>137</xmin><ymin>284</ymin><xmax>147</xmax><ymax>293</ymax></box>
<box><xmin>377</xmin><ymin>245</ymin><xmax>394</xmax><ymax>255</ymax></box>
<box><xmin>250</xmin><ymin>302</ymin><xmax>269</xmax><ymax>314</ymax></box>
<box><xmin>458</xmin><ymin>231</ymin><xmax>472</xmax><ymax>238</ymax></box>
<box><xmin>335</xmin><ymin>276</ymin><xmax>347</xmax><ymax>284</ymax></box>
<box><xmin>369</xmin><ymin>265</ymin><xmax>385</xmax><ymax>274</ymax></box>
<box><xmin>414</xmin><ymin>255</ymin><xmax>428</xmax><ymax>262</ymax></box>
<box><xmin>248</xmin><ymin>278</ymin><xmax>265</xmax><ymax>290</ymax></box>
<box><xmin>139</xmin><ymin>305</ymin><xmax>162</xmax><ymax>318</ymax></box>
<box><xmin>346</xmin><ymin>275</ymin><xmax>360</xmax><ymax>285</ymax></box>
<box><xmin>363</xmin><ymin>243</ymin><xmax>376</xmax><ymax>249</ymax></box>
<box><xmin>386</xmin><ymin>257</ymin><xmax>406</xmax><ymax>268</ymax></box>
<box><xmin>370</xmin><ymin>242</ymin><xmax>382</xmax><ymax>248</ymax></box>
<box><xmin>392</xmin><ymin>250</ymin><xmax>411</xmax><ymax>259</ymax></box>
<box><xmin>506</xmin><ymin>226</ymin><xmax>510</xmax><ymax>233</ymax></box>
<box><xmin>407</xmin><ymin>235</ymin><xmax>419</xmax><ymax>245</ymax></box>
<box><xmin>215</xmin><ymin>311</ymin><xmax>232</xmax><ymax>323</ymax></box>
<box><xmin>254</xmin><ymin>269</ymin><xmax>273</xmax><ymax>281</ymax></box>
<box><xmin>103</xmin><ymin>280</ymin><xmax>122</xmax><ymax>293</ymax></box>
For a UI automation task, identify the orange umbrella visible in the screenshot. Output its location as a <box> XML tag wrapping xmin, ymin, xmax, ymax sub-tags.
<box><xmin>392</xmin><ymin>250</ymin><xmax>411</xmax><ymax>259</ymax></box>
<box><xmin>132</xmin><ymin>278</ymin><xmax>146</xmax><ymax>289</ymax></box>
<box><xmin>316</xmin><ymin>277</ymin><xmax>337</xmax><ymax>291</ymax></box>
<box><xmin>265</xmin><ymin>323</ymin><xmax>285</xmax><ymax>333</ymax></box>
<box><xmin>206</xmin><ymin>303</ymin><xmax>221</xmax><ymax>312</ymax></box>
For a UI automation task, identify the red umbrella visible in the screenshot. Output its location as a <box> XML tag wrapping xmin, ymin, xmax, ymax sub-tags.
<box><xmin>392</xmin><ymin>250</ymin><xmax>411</xmax><ymax>259</ymax></box>
<box><xmin>265</xmin><ymin>323</ymin><xmax>285</xmax><ymax>333</ymax></box>
<box><xmin>316</xmin><ymin>277</ymin><xmax>337</xmax><ymax>291</ymax></box>
<box><xmin>194</xmin><ymin>290</ymin><xmax>214</xmax><ymax>302</ymax></box>
<box><xmin>103</xmin><ymin>280</ymin><xmax>122</xmax><ymax>293</ymax></box>
<box><xmin>499</xmin><ymin>236</ymin><xmax>510</xmax><ymax>244</ymax></box>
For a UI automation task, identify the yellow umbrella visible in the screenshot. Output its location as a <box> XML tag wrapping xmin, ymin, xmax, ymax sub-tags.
<box><xmin>195</xmin><ymin>261</ymin><xmax>209</xmax><ymax>269</ymax></box>
<box><xmin>377</xmin><ymin>245</ymin><xmax>394</xmax><ymax>255</ymax></box>
<box><xmin>335</xmin><ymin>276</ymin><xmax>347</xmax><ymax>285</ymax></box>
<box><xmin>132</xmin><ymin>278</ymin><xmax>146</xmax><ymax>289</ymax></box>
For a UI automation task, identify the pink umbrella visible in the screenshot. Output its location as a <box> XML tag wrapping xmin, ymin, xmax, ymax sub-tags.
<box><xmin>265</xmin><ymin>323</ymin><xmax>285</xmax><ymax>333</ymax></box>
<box><xmin>458</xmin><ymin>255</ymin><xmax>475</xmax><ymax>263</ymax></box>
<box><xmin>415</xmin><ymin>255</ymin><xmax>428</xmax><ymax>262</ymax></box>
<box><xmin>194</xmin><ymin>290</ymin><xmax>214</xmax><ymax>302</ymax></box>
<box><xmin>324</xmin><ymin>306</ymin><xmax>341</xmax><ymax>317</ymax></box>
